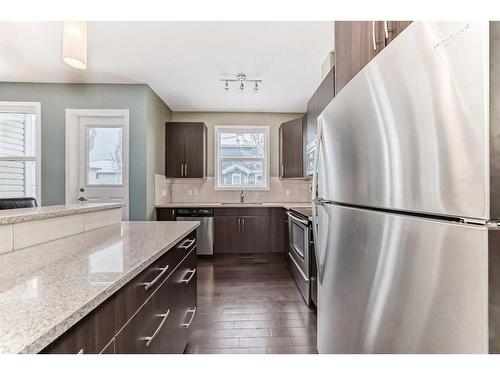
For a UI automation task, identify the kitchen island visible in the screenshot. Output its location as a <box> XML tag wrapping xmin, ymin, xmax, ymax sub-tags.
<box><xmin>0</xmin><ymin>202</ymin><xmax>124</xmax><ymax>254</ymax></box>
<box><xmin>0</xmin><ymin>220</ymin><xmax>199</xmax><ymax>354</ymax></box>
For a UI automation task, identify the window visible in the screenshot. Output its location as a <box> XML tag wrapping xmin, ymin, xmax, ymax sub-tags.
<box><xmin>86</xmin><ymin>126</ymin><xmax>123</xmax><ymax>186</ymax></box>
<box><xmin>0</xmin><ymin>102</ymin><xmax>41</xmax><ymax>201</ymax></box>
<box><xmin>215</xmin><ymin>126</ymin><xmax>269</xmax><ymax>190</ymax></box>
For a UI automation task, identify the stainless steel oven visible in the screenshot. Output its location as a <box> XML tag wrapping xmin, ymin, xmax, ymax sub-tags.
<box><xmin>287</xmin><ymin>209</ymin><xmax>312</xmax><ymax>305</ymax></box>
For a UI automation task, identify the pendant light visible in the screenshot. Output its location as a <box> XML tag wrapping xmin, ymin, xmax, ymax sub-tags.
<box><xmin>63</xmin><ymin>21</ymin><xmax>88</xmax><ymax>70</ymax></box>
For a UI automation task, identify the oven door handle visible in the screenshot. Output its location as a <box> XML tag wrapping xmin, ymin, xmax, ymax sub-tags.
<box><xmin>288</xmin><ymin>253</ymin><xmax>309</xmax><ymax>282</ymax></box>
<box><xmin>287</xmin><ymin>211</ymin><xmax>309</xmax><ymax>226</ymax></box>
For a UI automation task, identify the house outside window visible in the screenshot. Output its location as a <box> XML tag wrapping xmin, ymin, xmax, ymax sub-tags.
<box><xmin>0</xmin><ymin>102</ymin><xmax>41</xmax><ymax>202</ymax></box>
<box><xmin>215</xmin><ymin>125</ymin><xmax>270</xmax><ymax>190</ymax></box>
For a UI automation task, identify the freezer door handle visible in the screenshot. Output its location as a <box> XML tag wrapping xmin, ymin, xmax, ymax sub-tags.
<box><xmin>312</xmin><ymin>121</ymin><xmax>328</xmax><ymax>283</ymax></box>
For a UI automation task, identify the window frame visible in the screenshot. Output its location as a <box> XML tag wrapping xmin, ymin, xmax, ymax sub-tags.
<box><xmin>214</xmin><ymin>125</ymin><xmax>270</xmax><ymax>191</ymax></box>
<box><xmin>0</xmin><ymin>101</ymin><xmax>41</xmax><ymax>203</ymax></box>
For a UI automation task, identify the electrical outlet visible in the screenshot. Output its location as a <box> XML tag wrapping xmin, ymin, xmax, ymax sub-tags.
<box><xmin>285</xmin><ymin>189</ymin><xmax>291</xmax><ymax>196</ymax></box>
<box><xmin>161</xmin><ymin>190</ymin><xmax>168</xmax><ymax>197</ymax></box>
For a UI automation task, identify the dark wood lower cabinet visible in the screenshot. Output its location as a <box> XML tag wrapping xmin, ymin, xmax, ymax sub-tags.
<box><xmin>270</xmin><ymin>207</ymin><xmax>287</xmax><ymax>253</ymax></box>
<box><xmin>212</xmin><ymin>207</ymin><xmax>290</xmax><ymax>254</ymax></box>
<box><xmin>158</xmin><ymin>249</ymin><xmax>197</xmax><ymax>353</ymax></box>
<box><xmin>213</xmin><ymin>208</ymin><xmax>285</xmax><ymax>254</ymax></box>
<box><xmin>41</xmin><ymin>231</ymin><xmax>198</xmax><ymax>354</ymax></box>
<box><xmin>241</xmin><ymin>215</ymin><xmax>270</xmax><ymax>253</ymax></box>
<box><xmin>41</xmin><ymin>296</ymin><xmax>115</xmax><ymax>354</ymax></box>
<box><xmin>156</xmin><ymin>207</ymin><xmax>176</xmax><ymax>221</ymax></box>
<box><xmin>213</xmin><ymin>216</ymin><xmax>241</xmax><ymax>254</ymax></box>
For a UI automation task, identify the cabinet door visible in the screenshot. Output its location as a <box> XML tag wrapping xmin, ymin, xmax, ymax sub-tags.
<box><xmin>269</xmin><ymin>208</ymin><xmax>286</xmax><ymax>253</ymax></box>
<box><xmin>165</xmin><ymin>123</ymin><xmax>186</xmax><ymax>178</ymax></box>
<box><xmin>386</xmin><ymin>21</ymin><xmax>412</xmax><ymax>44</ymax></box>
<box><xmin>318</xmin><ymin>68</ymin><xmax>335</xmax><ymax>113</ymax></box>
<box><xmin>242</xmin><ymin>215</ymin><xmax>270</xmax><ymax>253</ymax></box>
<box><xmin>156</xmin><ymin>207</ymin><xmax>176</xmax><ymax>221</ymax></box>
<box><xmin>280</xmin><ymin>118</ymin><xmax>304</xmax><ymax>178</ymax></box>
<box><xmin>214</xmin><ymin>216</ymin><xmax>241</xmax><ymax>253</ymax></box>
<box><xmin>334</xmin><ymin>21</ymin><xmax>385</xmax><ymax>94</ymax></box>
<box><xmin>183</xmin><ymin>122</ymin><xmax>206</xmax><ymax>178</ymax></box>
<box><xmin>306</xmin><ymin>91</ymin><xmax>318</xmax><ymax>147</ymax></box>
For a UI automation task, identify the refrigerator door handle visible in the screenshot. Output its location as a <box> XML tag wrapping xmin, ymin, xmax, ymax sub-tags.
<box><xmin>312</xmin><ymin>120</ymin><xmax>327</xmax><ymax>284</ymax></box>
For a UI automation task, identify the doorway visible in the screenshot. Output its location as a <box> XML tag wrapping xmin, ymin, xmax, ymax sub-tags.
<box><xmin>65</xmin><ymin>109</ymin><xmax>129</xmax><ymax>220</ymax></box>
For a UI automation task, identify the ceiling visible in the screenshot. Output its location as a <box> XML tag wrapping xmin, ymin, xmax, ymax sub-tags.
<box><xmin>0</xmin><ymin>21</ymin><xmax>333</xmax><ymax>112</ymax></box>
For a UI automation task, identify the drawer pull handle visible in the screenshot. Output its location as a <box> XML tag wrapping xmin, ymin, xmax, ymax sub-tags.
<box><xmin>142</xmin><ymin>266</ymin><xmax>169</xmax><ymax>290</ymax></box>
<box><xmin>179</xmin><ymin>238</ymin><xmax>195</xmax><ymax>250</ymax></box>
<box><xmin>140</xmin><ymin>309</ymin><xmax>171</xmax><ymax>347</ymax></box>
<box><xmin>182</xmin><ymin>307</ymin><xmax>197</xmax><ymax>328</ymax></box>
<box><xmin>181</xmin><ymin>269</ymin><xmax>197</xmax><ymax>284</ymax></box>
<box><xmin>77</xmin><ymin>348</ymin><xmax>84</xmax><ymax>354</ymax></box>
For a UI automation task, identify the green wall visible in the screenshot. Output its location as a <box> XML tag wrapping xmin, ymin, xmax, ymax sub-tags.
<box><xmin>0</xmin><ymin>82</ymin><xmax>171</xmax><ymax>220</ymax></box>
<box><xmin>146</xmin><ymin>88</ymin><xmax>172</xmax><ymax>219</ymax></box>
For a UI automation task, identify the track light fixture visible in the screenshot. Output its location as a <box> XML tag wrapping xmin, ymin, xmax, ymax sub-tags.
<box><xmin>221</xmin><ymin>73</ymin><xmax>262</xmax><ymax>92</ymax></box>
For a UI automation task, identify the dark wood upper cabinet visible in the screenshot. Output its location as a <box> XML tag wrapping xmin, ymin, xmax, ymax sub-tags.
<box><xmin>165</xmin><ymin>123</ymin><xmax>185</xmax><ymax>178</ymax></box>
<box><xmin>165</xmin><ymin>122</ymin><xmax>206</xmax><ymax>178</ymax></box>
<box><xmin>183</xmin><ymin>122</ymin><xmax>206</xmax><ymax>178</ymax></box>
<box><xmin>386</xmin><ymin>21</ymin><xmax>412</xmax><ymax>44</ymax></box>
<box><xmin>318</xmin><ymin>68</ymin><xmax>335</xmax><ymax>113</ymax></box>
<box><xmin>334</xmin><ymin>20</ymin><xmax>412</xmax><ymax>94</ymax></box>
<box><xmin>306</xmin><ymin>91</ymin><xmax>318</xmax><ymax>147</ymax></box>
<box><xmin>335</xmin><ymin>21</ymin><xmax>384</xmax><ymax>94</ymax></box>
<box><xmin>303</xmin><ymin>67</ymin><xmax>335</xmax><ymax>176</ymax></box>
<box><xmin>279</xmin><ymin>117</ymin><xmax>304</xmax><ymax>178</ymax></box>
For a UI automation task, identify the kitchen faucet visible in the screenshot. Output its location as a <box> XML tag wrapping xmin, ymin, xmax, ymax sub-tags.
<box><xmin>240</xmin><ymin>190</ymin><xmax>245</xmax><ymax>203</ymax></box>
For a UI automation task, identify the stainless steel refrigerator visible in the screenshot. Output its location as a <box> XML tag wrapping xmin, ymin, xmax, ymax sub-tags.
<box><xmin>312</xmin><ymin>21</ymin><xmax>500</xmax><ymax>354</ymax></box>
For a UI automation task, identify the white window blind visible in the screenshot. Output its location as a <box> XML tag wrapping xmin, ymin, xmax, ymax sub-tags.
<box><xmin>0</xmin><ymin>104</ymin><xmax>40</xmax><ymax>200</ymax></box>
<box><xmin>215</xmin><ymin>126</ymin><xmax>270</xmax><ymax>190</ymax></box>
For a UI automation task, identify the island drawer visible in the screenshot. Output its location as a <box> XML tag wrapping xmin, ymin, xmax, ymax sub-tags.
<box><xmin>114</xmin><ymin>247</ymin><xmax>197</xmax><ymax>354</ymax></box>
<box><xmin>114</xmin><ymin>229</ymin><xmax>196</xmax><ymax>329</ymax></box>
<box><xmin>40</xmin><ymin>229</ymin><xmax>197</xmax><ymax>354</ymax></box>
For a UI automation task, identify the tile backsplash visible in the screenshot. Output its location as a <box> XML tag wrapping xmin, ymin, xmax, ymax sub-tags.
<box><xmin>155</xmin><ymin>175</ymin><xmax>312</xmax><ymax>205</ymax></box>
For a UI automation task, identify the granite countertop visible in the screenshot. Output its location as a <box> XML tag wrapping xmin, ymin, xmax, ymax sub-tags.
<box><xmin>0</xmin><ymin>221</ymin><xmax>199</xmax><ymax>354</ymax></box>
<box><xmin>155</xmin><ymin>202</ymin><xmax>312</xmax><ymax>209</ymax></box>
<box><xmin>0</xmin><ymin>202</ymin><xmax>123</xmax><ymax>225</ymax></box>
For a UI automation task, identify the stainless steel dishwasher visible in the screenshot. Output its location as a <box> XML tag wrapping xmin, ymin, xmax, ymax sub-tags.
<box><xmin>175</xmin><ymin>208</ymin><xmax>214</xmax><ymax>255</ymax></box>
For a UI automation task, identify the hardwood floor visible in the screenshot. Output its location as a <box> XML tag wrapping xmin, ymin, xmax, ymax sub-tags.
<box><xmin>185</xmin><ymin>254</ymin><xmax>318</xmax><ymax>354</ymax></box>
